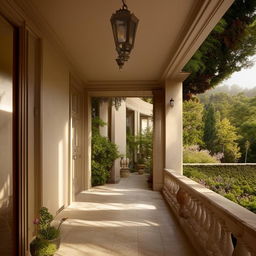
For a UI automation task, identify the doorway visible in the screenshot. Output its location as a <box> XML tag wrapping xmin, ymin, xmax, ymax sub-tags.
<box><xmin>87</xmin><ymin>94</ymin><xmax>160</xmax><ymax>190</ymax></box>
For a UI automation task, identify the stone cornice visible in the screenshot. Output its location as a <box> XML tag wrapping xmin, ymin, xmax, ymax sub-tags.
<box><xmin>161</xmin><ymin>0</ymin><xmax>234</xmax><ymax>82</ymax></box>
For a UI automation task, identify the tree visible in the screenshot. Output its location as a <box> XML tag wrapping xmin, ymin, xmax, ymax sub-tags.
<box><xmin>203</xmin><ymin>104</ymin><xmax>217</xmax><ymax>152</ymax></box>
<box><xmin>183</xmin><ymin>0</ymin><xmax>256</xmax><ymax>99</ymax></box>
<box><xmin>245</xmin><ymin>140</ymin><xmax>250</xmax><ymax>163</ymax></box>
<box><xmin>215</xmin><ymin>118</ymin><xmax>241</xmax><ymax>162</ymax></box>
<box><xmin>183</xmin><ymin>100</ymin><xmax>204</xmax><ymax>146</ymax></box>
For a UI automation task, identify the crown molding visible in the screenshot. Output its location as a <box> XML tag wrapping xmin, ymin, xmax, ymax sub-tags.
<box><xmin>85</xmin><ymin>80</ymin><xmax>161</xmax><ymax>90</ymax></box>
<box><xmin>166</xmin><ymin>72</ymin><xmax>191</xmax><ymax>84</ymax></box>
<box><xmin>161</xmin><ymin>0</ymin><xmax>234</xmax><ymax>81</ymax></box>
<box><xmin>86</xmin><ymin>90</ymin><xmax>154</xmax><ymax>97</ymax></box>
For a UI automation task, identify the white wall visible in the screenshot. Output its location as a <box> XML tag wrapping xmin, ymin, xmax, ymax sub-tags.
<box><xmin>41</xmin><ymin>41</ymin><xmax>69</xmax><ymax>214</ymax></box>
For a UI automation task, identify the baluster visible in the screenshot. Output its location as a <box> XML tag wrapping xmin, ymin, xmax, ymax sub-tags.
<box><xmin>206</xmin><ymin>213</ymin><xmax>217</xmax><ymax>255</ymax></box>
<box><xmin>220</xmin><ymin>227</ymin><xmax>233</xmax><ymax>256</ymax></box>
<box><xmin>199</xmin><ymin>206</ymin><xmax>208</xmax><ymax>246</ymax></box>
<box><xmin>190</xmin><ymin>200</ymin><xmax>200</xmax><ymax>233</ymax></box>
<box><xmin>212</xmin><ymin>218</ymin><xmax>223</xmax><ymax>256</ymax></box>
<box><xmin>233</xmin><ymin>240</ymin><xmax>252</xmax><ymax>256</ymax></box>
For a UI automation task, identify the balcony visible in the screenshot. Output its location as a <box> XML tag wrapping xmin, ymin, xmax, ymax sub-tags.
<box><xmin>163</xmin><ymin>169</ymin><xmax>256</xmax><ymax>255</ymax></box>
<box><xmin>1</xmin><ymin>0</ymin><xmax>253</xmax><ymax>255</ymax></box>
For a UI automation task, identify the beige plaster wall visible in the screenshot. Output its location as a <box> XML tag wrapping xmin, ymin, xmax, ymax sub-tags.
<box><xmin>165</xmin><ymin>79</ymin><xmax>183</xmax><ymax>174</ymax></box>
<box><xmin>41</xmin><ymin>41</ymin><xmax>69</xmax><ymax>214</ymax></box>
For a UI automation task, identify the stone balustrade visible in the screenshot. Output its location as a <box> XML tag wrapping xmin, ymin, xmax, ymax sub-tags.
<box><xmin>163</xmin><ymin>169</ymin><xmax>256</xmax><ymax>256</ymax></box>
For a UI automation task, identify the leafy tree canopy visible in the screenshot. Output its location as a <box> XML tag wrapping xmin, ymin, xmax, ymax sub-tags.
<box><xmin>215</xmin><ymin>118</ymin><xmax>241</xmax><ymax>162</ymax></box>
<box><xmin>183</xmin><ymin>100</ymin><xmax>204</xmax><ymax>146</ymax></box>
<box><xmin>183</xmin><ymin>0</ymin><xmax>256</xmax><ymax>99</ymax></box>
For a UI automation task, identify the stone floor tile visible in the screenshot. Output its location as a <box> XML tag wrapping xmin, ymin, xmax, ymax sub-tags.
<box><xmin>55</xmin><ymin>174</ymin><xmax>196</xmax><ymax>256</ymax></box>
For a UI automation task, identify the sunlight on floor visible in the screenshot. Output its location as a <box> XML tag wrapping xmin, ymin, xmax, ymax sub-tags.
<box><xmin>55</xmin><ymin>174</ymin><xmax>196</xmax><ymax>256</ymax></box>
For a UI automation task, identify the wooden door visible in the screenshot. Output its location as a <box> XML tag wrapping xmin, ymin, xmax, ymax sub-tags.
<box><xmin>71</xmin><ymin>86</ymin><xmax>84</xmax><ymax>199</ymax></box>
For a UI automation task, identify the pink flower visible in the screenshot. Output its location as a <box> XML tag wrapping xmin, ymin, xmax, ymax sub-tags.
<box><xmin>33</xmin><ymin>218</ymin><xmax>40</xmax><ymax>225</ymax></box>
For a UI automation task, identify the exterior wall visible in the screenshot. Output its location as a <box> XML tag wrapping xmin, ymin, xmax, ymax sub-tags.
<box><xmin>165</xmin><ymin>79</ymin><xmax>183</xmax><ymax>174</ymax></box>
<box><xmin>41</xmin><ymin>41</ymin><xmax>70</xmax><ymax>214</ymax></box>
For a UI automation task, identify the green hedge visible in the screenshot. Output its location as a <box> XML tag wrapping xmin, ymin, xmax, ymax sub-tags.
<box><xmin>91</xmin><ymin>117</ymin><xmax>119</xmax><ymax>186</ymax></box>
<box><xmin>183</xmin><ymin>165</ymin><xmax>256</xmax><ymax>213</ymax></box>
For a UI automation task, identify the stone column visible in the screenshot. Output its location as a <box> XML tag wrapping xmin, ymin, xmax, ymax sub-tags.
<box><xmin>84</xmin><ymin>91</ymin><xmax>91</xmax><ymax>190</ymax></box>
<box><xmin>152</xmin><ymin>89</ymin><xmax>165</xmax><ymax>191</ymax></box>
<box><xmin>134</xmin><ymin>110</ymin><xmax>140</xmax><ymax>136</ymax></box>
<box><xmin>99</xmin><ymin>101</ymin><xmax>109</xmax><ymax>137</ymax></box>
<box><xmin>165</xmin><ymin>75</ymin><xmax>185</xmax><ymax>174</ymax></box>
<box><xmin>110</xmin><ymin>101</ymin><xmax>126</xmax><ymax>183</ymax></box>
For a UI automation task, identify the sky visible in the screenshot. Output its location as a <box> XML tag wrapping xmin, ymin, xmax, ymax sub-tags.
<box><xmin>221</xmin><ymin>57</ymin><xmax>256</xmax><ymax>89</ymax></box>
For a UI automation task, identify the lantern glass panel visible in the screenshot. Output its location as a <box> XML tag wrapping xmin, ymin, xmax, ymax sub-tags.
<box><xmin>129</xmin><ymin>21</ymin><xmax>135</xmax><ymax>45</ymax></box>
<box><xmin>116</xmin><ymin>20</ymin><xmax>127</xmax><ymax>43</ymax></box>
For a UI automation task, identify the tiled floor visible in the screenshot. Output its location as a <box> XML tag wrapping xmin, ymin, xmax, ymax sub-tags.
<box><xmin>55</xmin><ymin>173</ymin><xmax>197</xmax><ymax>256</ymax></box>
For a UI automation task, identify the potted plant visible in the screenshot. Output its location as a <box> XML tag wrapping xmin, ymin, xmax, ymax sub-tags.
<box><xmin>137</xmin><ymin>155</ymin><xmax>146</xmax><ymax>175</ymax></box>
<box><xmin>30</xmin><ymin>207</ymin><xmax>67</xmax><ymax>256</ymax></box>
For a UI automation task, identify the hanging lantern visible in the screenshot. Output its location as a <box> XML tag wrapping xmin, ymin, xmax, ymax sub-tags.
<box><xmin>110</xmin><ymin>0</ymin><xmax>139</xmax><ymax>68</ymax></box>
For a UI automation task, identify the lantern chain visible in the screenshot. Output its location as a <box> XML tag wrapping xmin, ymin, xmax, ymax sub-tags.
<box><xmin>122</xmin><ymin>0</ymin><xmax>128</xmax><ymax>10</ymax></box>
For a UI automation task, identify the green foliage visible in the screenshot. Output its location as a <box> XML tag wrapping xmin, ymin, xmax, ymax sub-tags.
<box><xmin>195</xmin><ymin>92</ymin><xmax>256</xmax><ymax>162</ymax></box>
<box><xmin>183</xmin><ymin>100</ymin><xmax>204</xmax><ymax>146</ymax></box>
<box><xmin>183</xmin><ymin>146</ymin><xmax>219</xmax><ymax>163</ymax></box>
<box><xmin>183</xmin><ymin>0</ymin><xmax>256</xmax><ymax>99</ymax></box>
<box><xmin>141</xmin><ymin>97</ymin><xmax>153</xmax><ymax>104</ymax></box>
<box><xmin>91</xmin><ymin>117</ymin><xmax>119</xmax><ymax>186</ymax></box>
<box><xmin>126</xmin><ymin>128</ymin><xmax>153</xmax><ymax>172</ymax></box>
<box><xmin>30</xmin><ymin>207</ymin><xmax>67</xmax><ymax>256</ymax></box>
<box><xmin>30</xmin><ymin>238</ymin><xmax>57</xmax><ymax>256</ymax></box>
<box><xmin>215</xmin><ymin>118</ymin><xmax>241</xmax><ymax>162</ymax></box>
<box><xmin>203</xmin><ymin>104</ymin><xmax>217</xmax><ymax>151</ymax></box>
<box><xmin>184</xmin><ymin>165</ymin><xmax>256</xmax><ymax>213</ymax></box>
<box><xmin>37</xmin><ymin>207</ymin><xmax>59</xmax><ymax>240</ymax></box>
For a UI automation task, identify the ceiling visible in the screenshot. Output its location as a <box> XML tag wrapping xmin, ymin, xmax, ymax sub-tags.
<box><xmin>25</xmin><ymin>0</ymin><xmax>202</xmax><ymax>83</ymax></box>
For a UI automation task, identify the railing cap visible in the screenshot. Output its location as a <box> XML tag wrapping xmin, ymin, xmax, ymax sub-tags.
<box><xmin>164</xmin><ymin>169</ymin><xmax>256</xmax><ymax>240</ymax></box>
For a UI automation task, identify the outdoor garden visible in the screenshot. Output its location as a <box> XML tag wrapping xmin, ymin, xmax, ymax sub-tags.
<box><xmin>182</xmin><ymin>0</ymin><xmax>256</xmax><ymax>214</ymax></box>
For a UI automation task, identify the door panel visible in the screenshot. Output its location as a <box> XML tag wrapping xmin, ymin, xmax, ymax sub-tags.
<box><xmin>0</xmin><ymin>15</ymin><xmax>16</xmax><ymax>256</ymax></box>
<box><xmin>71</xmin><ymin>87</ymin><xmax>84</xmax><ymax>199</ymax></box>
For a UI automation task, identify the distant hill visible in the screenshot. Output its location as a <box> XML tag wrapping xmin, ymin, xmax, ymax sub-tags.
<box><xmin>198</xmin><ymin>84</ymin><xmax>256</xmax><ymax>98</ymax></box>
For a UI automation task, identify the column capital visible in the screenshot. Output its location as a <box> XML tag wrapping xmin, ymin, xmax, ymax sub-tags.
<box><xmin>166</xmin><ymin>72</ymin><xmax>190</xmax><ymax>84</ymax></box>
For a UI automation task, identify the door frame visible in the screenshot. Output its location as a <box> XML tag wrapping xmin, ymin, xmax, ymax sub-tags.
<box><xmin>0</xmin><ymin>4</ymin><xmax>42</xmax><ymax>255</ymax></box>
